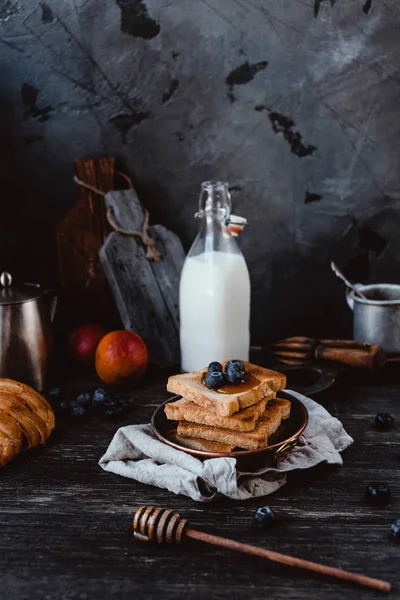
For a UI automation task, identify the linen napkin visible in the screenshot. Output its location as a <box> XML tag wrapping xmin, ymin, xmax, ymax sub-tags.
<box><xmin>99</xmin><ymin>391</ymin><xmax>353</xmax><ymax>502</ymax></box>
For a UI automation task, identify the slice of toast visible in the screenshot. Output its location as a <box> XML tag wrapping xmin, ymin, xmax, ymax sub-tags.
<box><xmin>177</xmin><ymin>398</ymin><xmax>291</xmax><ymax>451</ymax></box>
<box><xmin>174</xmin><ymin>434</ymin><xmax>234</xmax><ymax>453</ymax></box>
<box><xmin>258</xmin><ymin>398</ymin><xmax>291</xmax><ymax>437</ymax></box>
<box><xmin>167</xmin><ymin>361</ymin><xmax>286</xmax><ymax>417</ymax></box>
<box><xmin>165</xmin><ymin>396</ymin><xmax>274</xmax><ymax>432</ymax></box>
<box><xmin>273</xmin><ymin>398</ymin><xmax>291</xmax><ymax>420</ymax></box>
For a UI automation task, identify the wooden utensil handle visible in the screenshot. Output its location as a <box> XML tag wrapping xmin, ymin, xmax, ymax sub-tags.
<box><xmin>319</xmin><ymin>339</ymin><xmax>372</xmax><ymax>350</ymax></box>
<box><xmin>387</xmin><ymin>355</ymin><xmax>400</xmax><ymax>363</ymax></box>
<box><xmin>315</xmin><ymin>344</ymin><xmax>386</xmax><ymax>371</ymax></box>
<box><xmin>132</xmin><ymin>507</ymin><xmax>391</xmax><ymax>593</ymax></box>
<box><xmin>186</xmin><ymin>529</ymin><xmax>390</xmax><ymax>593</ymax></box>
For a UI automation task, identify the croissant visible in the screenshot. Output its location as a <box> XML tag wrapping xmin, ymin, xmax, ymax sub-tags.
<box><xmin>0</xmin><ymin>379</ymin><xmax>55</xmax><ymax>467</ymax></box>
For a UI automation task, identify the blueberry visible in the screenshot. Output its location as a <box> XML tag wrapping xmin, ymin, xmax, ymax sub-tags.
<box><xmin>390</xmin><ymin>519</ymin><xmax>400</xmax><ymax>542</ymax></box>
<box><xmin>366</xmin><ymin>482</ymin><xmax>391</xmax><ymax>506</ymax></box>
<box><xmin>103</xmin><ymin>396</ymin><xmax>118</xmax><ymax>409</ymax></box>
<box><xmin>69</xmin><ymin>404</ymin><xmax>87</xmax><ymax>419</ymax></box>
<box><xmin>76</xmin><ymin>392</ymin><xmax>91</xmax><ymax>406</ymax></box>
<box><xmin>254</xmin><ymin>506</ymin><xmax>276</xmax><ymax>529</ymax></box>
<box><xmin>104</xmin><ymin>400</ymin><xmax>124</xmax><ymax>418</ymax></box>
<box><xmin>92</xmin><ymin>388</ymin><xmax>107</xmax><ymax>408</ymax></box>
<box><xmin>204</xmin><ymin>371</ymin><xmax>227</xmax><ymax>390</ymax></box>
<box><xmin>226</xmin><ymin>360</ymin><xmax>245</xmax><ymax>373</ymax></box>
<box><xmin>103</xmin><ymin>397</ymin><xmax>125</xmax><ymax>415</ymax></box>
<box><xmin>117</xmin><ymin>396</ymin><xmax>134</xmax><ymax>408</ymax></box>
<box><xmin>48</xmin><ymin>387</ymin><xmax>61</xmax><ymax>399</ymax></box>
<box><xmin>207</xmin><ymin>361</ymin><xmax>223</xmax><ymax>374</ymax></box>
<box><xmin>226</xmin><ymin>366</ymin><xmax>245</xmax><ymax>385</ymax></box>
<box><xmin>375</xmin><ymin>413</ymin><xmax>394</xmax><ymax>431</ymax></box>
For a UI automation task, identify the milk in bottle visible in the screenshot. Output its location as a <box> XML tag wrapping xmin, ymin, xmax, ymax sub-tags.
<box><xmin>179</xmin><ymin>181</ymin><xmax>251</xmax><ymax>372</ymax></box>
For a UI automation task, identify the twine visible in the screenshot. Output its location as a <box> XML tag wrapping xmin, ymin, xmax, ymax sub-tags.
<box><xmin>74</xmin><ymin>174</ymin><xmax>162</xmax><ymax>261</ymax></box>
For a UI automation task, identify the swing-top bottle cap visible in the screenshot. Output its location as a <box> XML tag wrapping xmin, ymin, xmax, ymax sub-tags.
<box><xmin>196</xmin><ymin>181</ymin><xmax>231</xmax><ymax>220</ymax></box>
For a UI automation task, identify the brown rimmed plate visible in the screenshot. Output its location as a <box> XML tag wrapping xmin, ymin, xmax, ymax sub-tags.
<box><xmin>151</xmin><ymin>390</ymin><xmax>309</xmax><ymax>471</ymax></box>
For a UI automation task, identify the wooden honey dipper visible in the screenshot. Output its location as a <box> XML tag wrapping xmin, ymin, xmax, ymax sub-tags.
<box><xmin>270</xmin><ymin>337</ymin><xmax>386</xmax><ymax>370</ymax></box>
<box><xmin>132</xmin><ymin>506</ymin><xmax>391</xmax><ymax>593</ymax></box>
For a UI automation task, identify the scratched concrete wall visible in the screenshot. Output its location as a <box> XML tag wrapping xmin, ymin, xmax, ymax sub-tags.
<box><xmin>1</xmin><ymin>0</ymin><xmax>400</xmax><ymax>340</ymax></box>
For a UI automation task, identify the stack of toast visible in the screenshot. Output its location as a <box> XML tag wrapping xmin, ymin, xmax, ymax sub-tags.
<box><xmin>166</xmin><ymin>361</ymin><xmax>289</xmax><ymax>452</ymax></box>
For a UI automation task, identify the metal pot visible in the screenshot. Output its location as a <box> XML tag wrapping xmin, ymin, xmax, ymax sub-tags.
<box><xmin>0</xmin><ymin>272</ymin><xmax>57</xmax><ymax>391</ymax></box>
<box><xmin>346</xmin><ymin>283</ymin><xmax>400</xmax><ymax>353</ymax></box>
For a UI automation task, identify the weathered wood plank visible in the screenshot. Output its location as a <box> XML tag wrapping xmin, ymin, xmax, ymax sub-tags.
<box><xmin>100</xmin><ymin>189</ymin><xmax>186</xmax><ymax>367</ymax></box>
<box><xmin>0</xmin><ymin>372</ymin><xmax>399</xmax><ymax>600</ymax></box>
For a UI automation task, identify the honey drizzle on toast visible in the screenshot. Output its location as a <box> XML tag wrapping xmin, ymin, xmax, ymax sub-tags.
<box><xmin>202</xmin><ymin>373</ymin><xmax>260</xmax><ymax>395</ymax></box>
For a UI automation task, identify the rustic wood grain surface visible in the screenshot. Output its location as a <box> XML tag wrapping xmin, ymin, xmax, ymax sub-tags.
<box><xmin>100</xmin><ymin>189</ymin><xmax>185</xmax><ymax>367</ymax></box>
<box><xmin>1</xmin><ymin>368</ymin><xmax>399</xmax><ymax>600</ymax></box>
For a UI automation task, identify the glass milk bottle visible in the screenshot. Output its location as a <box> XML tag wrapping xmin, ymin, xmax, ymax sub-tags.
<box><xmin>179</xmin><ymin>181</ymin><xmax>251</xmax><ymax>372</ymax></box>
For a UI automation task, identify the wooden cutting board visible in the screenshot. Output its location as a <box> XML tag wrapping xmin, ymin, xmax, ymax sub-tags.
<box><xmin>56</xmin><ymin>158</ymin><xmax>119</xmax><ymax>330</ymax></box>
<box><xmin>99</xmin><ymin>188</ymin><xmax>186</xmax><ymax>367</ymax></box>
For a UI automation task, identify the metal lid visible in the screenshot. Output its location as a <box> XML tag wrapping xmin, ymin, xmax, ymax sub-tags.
<box><xmin>0</xmin><ymin>272</ymin><xmax>41</xmax><ymax>305</ymax></box>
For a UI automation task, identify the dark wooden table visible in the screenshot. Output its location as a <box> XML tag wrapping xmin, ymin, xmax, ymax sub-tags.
<box><xmin>1</xmin><ymin>368</ymin><xmax>399</xmax><ymax>600</ymax></box>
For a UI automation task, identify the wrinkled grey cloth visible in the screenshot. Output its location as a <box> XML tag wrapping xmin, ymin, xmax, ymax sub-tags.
<box><xmin>99</xmin><ymin>391</ymin><xmax>353</xmax><ymax>502</ymax></box>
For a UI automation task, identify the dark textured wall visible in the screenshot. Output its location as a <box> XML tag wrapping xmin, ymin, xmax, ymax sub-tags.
<box><xmin>1</xmin><ymin>0</ymin><xmax>400</xmax><ymax>341</ymax></box>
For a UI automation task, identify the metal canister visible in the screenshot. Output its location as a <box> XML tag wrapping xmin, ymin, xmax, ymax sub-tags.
<box><xmin>346</xmin><ymin>283</ymin><xmax>400</xmax><ymax>353</ymax></box>
<box><xmin>0</xmin><ymin>272</ymin><xmax>57</xmax><ymax>391</ymax></box>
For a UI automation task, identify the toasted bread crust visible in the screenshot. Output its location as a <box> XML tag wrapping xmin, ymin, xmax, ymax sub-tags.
<box><xmin>257</xmin><ymin>398</ymin><xmax>291</xmax><ymax>437</ymax></box>
<box><xmin>165</xmin><ymin>397</ymin><xmax>273</xmax><ymax>432</ymax></box>
<box><xmin>175</xmin><ymin>434</ymin><xmax>234</xmax><ymax>453</ymax></box>
<box><xmin>167</xmin><ymin>361</ymin><xmax>286</xmax><ymax>417</ymax></box>
<box><xmin>177</xmin><ymin>399</ymin><xmax>290</xmax><ymax>451</ymax></box>
<box><xmin>273</xmin><ymin>398</ymin><xmax>291</xmax><ymax>420</ymax></box>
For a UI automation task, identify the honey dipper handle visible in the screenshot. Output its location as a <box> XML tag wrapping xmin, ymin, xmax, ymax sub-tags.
<box><xmin>314</xmin><ymin>343</ymin><xmax>386</xmax><ymax>371</ymax></box>
<box><xmin>319</xmin><ymin>339</ymin><xmax>373</xmax><ymax>349</ymax></box>
<box><xmin>186</xmin><ymin>529</ymin><xmax>390</xmax><ymax>593</ymax></box>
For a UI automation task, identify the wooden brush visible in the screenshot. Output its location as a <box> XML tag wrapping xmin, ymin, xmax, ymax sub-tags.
<box><xmin>131</xmin><ymin>506</ymin><xmax>390</xmax><ymax>593</ymax></box>
<box><xmin>270</xmin><ymin>337</ymin><xmax>386</xmax><ymax>371</ymax></box>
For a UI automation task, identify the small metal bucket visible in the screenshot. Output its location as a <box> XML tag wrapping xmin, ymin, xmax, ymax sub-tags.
<box><xmin>346</xmin><ymin>283</ymin><xmax>400</xmax><ymax>353</ymax></box>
